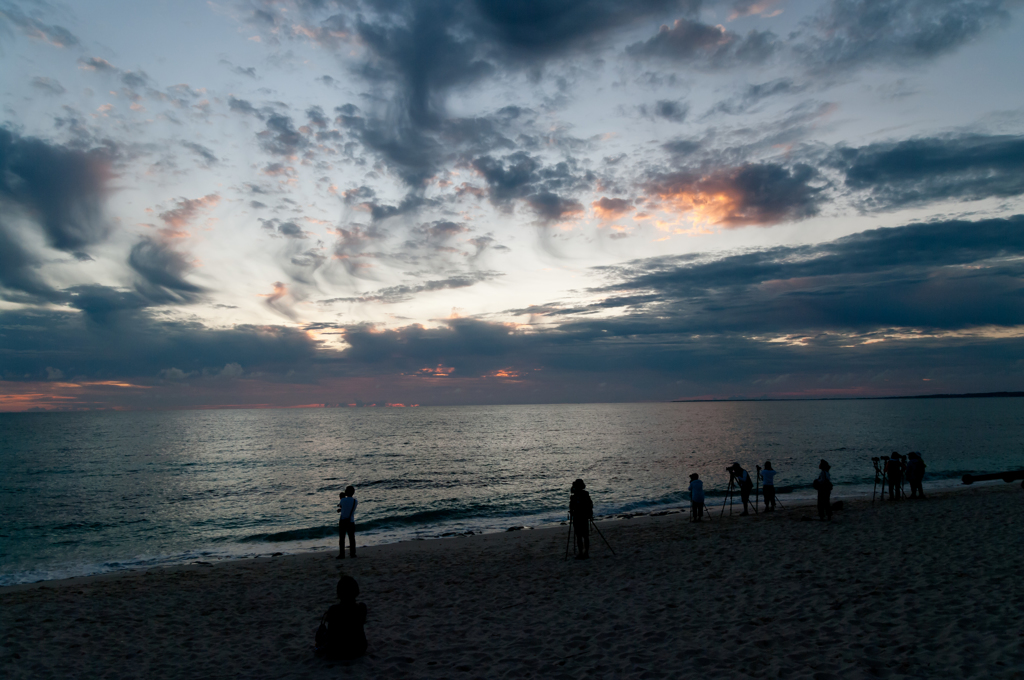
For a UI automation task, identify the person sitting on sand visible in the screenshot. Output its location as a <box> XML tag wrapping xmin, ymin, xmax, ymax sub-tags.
<box><xmin>884</xmin><ymin>453</ymin><xmax>903</xmax><ymax>501</ymax></box>
<box><xmin>316</xmin><ymin>575</ymin><xmax>368</xmax><ymax>659</ymax></box>
<box><xmin>760</xmin><ymin>462</ymin><xmax>777</xmax><ymax>512</ymax></box>
<box><xmin>569</xmin><ymin>478</ymin><xmax>593</xmax><ymax>559</ymax></box>
<box><xmin>906</xmin><ymin>452</ymin><xmax>927</xmax><ymax>499</ymax></box>
<box><xmin>730</xmin><ymin>463</ymin><xmax>754</xmax><ymax>516</ymax></box>
<box><xmin>814</xmin><ymin>460</ymin><xmax>833</xmax><ymax>521</ymax></box>
<box><xmin>337</xmin><ymin>486</ymin><xmax>358</xmax><ymax>559</ymax></box>
<box><xmin>688</xmin><ymin>473</ymin><xmax>705</xmax><ymax>522</ymax></box>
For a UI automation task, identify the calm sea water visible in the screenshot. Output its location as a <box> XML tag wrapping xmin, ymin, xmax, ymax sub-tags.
<box><xmin>2</xmin><ymin>400</ymin><xmax>1022</xmax><ymax>585</ymax></box>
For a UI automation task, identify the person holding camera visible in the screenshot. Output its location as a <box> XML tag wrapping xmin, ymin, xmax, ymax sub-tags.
<box><xmin>569</xmin><ymin>479</ymin><xmax>593</xmax><ymax>560</ymax></box>
<box><xmin>814</xmin><ymin>460</ymin><xmax>833</xmax><ymax>521</ymax></box>
<box><xmin>759</xmin><ymin>461</ymin><xmax>777</xmax><ymax>512</ymax></box>
<box><xmin>729</xmin><ymin>463</ymin><xmax>754</xmax><ymax>516</ymax></box>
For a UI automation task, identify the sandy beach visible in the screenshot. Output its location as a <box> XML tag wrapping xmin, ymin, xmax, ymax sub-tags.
<box><xmin>3</xmin><ymin>483</ymin><xmax>1022</xmax><ymax>679</ymax></box>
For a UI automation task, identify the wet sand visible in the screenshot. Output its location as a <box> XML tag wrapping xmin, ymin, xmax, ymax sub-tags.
<box><xmin>2</xmin><ymin>483</ymin><xmax>1023</xmax><ymax>679</ymax></box>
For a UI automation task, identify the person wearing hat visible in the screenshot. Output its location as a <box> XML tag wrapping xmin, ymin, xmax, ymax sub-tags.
<box><xmin>814</xmin><ymin>460</ymin><xmax>833</xmax><ymax>521</ymax></box>
<box><xmin>569</xmin><ymin>479</ymin><xmax>593</xmax><ymax>559</ymax></box>
<box><xmin>688</xmin><ymin>473</ymin><xmax>705</xmax><ymax>521</ymax></box>
<box><xmin>760</xmin><ymin>461</ymin><xmax>777</xmax><ymax>512</ymax></box>
<box><xmin>729</xmin><ymin>463</ymin><xmax>754</xmax><ymax>516</ymax></box>
<box><xmin>906</xmin><ymin>452</ymin><xmax>927</xmax><ymax>499</ymax></box>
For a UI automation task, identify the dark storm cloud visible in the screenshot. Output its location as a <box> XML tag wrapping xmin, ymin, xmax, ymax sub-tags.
<box><xmin>0</xmin><ymin>127</ymin><xmax>111</xmax><ymax>261</ymax></box>
<box><xmin>798</xmin><ymin>0</ymin><xmax>1013</xmax><ymax>70</ymax></box>
<box><xmin>833</xmin><ymin>134</ymin><xmax>1024</xmax><ymax>211</ymax></box>
<box><xmin>343</xmin><ymin>0</ymin><xmax>695</xmax><ymax>125</ymax></box>
<box><xmin>0</xmin><ymin>306</ymin><xmax>319</xmax><ymax>381</ymax></box>
<box><xmin>0</xmin><ymin>5</ymin><xmax>79</xmax><ymax>47</ymax></box>
<box><xmin>626</xmin><ymin>18</ymin><xmax>779</xmax><ymax>67</ymax></box>
<box><xmin>303</xmin><ymin>215</ymin><xmax>1024</xmax><ymax>397</ymax></box>
<box><xmin>592</xmin><ymin>215</ymin><xmax>1024</xmax><ymax>333</ymax></box>
<box><xmin>128</xmin><ymin>238</ymin><xmax>205</xmax><ymax>305</ymax></box>
<box><xmin>470</xmin><ymin>151</ymin><xmax>595</xmax><ymax>217</ymax></box>
<box><xmin>643</xmin><ymin>163</ymin><xmax>823</xmax><ymax>227</ymax></box>
<box><xmin>245</xmin><ymin>0</ymin><xmax>696</xmax><ymax>188</ymax></box>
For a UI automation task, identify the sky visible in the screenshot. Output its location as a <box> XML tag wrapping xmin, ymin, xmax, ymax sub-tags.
<box><xmin>2</xmin><ymin>0</ymin><xmax>1024</xmax><ymax>411</ymax></box>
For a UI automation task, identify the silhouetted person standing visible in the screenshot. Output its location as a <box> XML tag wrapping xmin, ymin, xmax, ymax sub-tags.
<box><xmin>815</xmin><ymin>460</ymin><xmax>833</xmax><ymax>521</ymax></box>
<box><xmin>760</xmin><ymin>461</ymin><xmax>777</xmax><ymax>512</ymax></box>
<box><xmin>884</xmin><ymin>453</ymin><xmax>903</xmax><ymax>501</ymax></box>
<box><xmin>316</xmin><ymin>575</ymin><xmax>367</xmax><ymax>659</ymax></box>
<box><xmin>569</xmin><ymin>479</ymin><xmax>593</xmax><ymax>559</ymax></box>
<box><xmin>730</xmin><ymin>463</ymin><xmax>754</xmax><ymax>516</ymax></box>
<box><xmin>906</xmin><ymin>452</ymin><xmax>927</xmax><ymax>499</ymax></box>
<box><xmin>337</xmin><ymin>486</ymin><xmax>357</xmax><ymax>559</ymax></box>
<box><xmin>688</xmin><ymin>473</ymin><xmax>705</xmax><ymax>521</ymax></box>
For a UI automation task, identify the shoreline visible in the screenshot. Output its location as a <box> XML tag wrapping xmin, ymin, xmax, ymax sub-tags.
<box><xmin>2</xmin><ymin>483</ymin><xmax>1021</xmax><ymax>679</ymax></box>
<box><xmin>3</xmin><ymin>483</ymin><xmax>1022</xmax><ymax>679</ymax></box>
<box><xmin>1</xmin><ymin>477</ymin><xmax>1014</xmax><ymax>589</ymax></box>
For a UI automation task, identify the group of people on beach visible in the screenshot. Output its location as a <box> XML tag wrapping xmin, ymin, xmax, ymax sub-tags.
<box><xmin>880</xmin><ymin>452</ymin><xmax>928</xmax><ymax>501</ymax></box>
<box><xmin>686</xmin><ymin>460</ymin><xmax>787</xmax><ymax>521</ymax></box>
<box><xmin>318</xmin><ymin>451</ymin><xmax>931</xmax><ymax>659</ymax></box>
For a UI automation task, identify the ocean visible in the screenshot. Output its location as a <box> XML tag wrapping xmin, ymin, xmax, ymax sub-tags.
<box><xmin>2</xmin><ymin>399</ymin><xmax>1022</xmax><ymax>585</ymax></box>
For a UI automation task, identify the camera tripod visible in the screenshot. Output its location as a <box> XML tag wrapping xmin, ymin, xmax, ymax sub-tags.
<box><xmin>689</xmin><ymin>501</ymin><xmax>712</xmax><ymax>522</ymax></box>
<box><xmin>719</xmin><ymin>471</ymin><xmax>756</xmax><ymax>517</ymax></box>
<box><xmin>564</xmin><ymin>516</ymin><xmax>616</xmax><ymax>560</ymax></box>
<box><xmin>871</xmin><ymin>457</ymin><xmax>886</xmax><ymax>504</ymax></box>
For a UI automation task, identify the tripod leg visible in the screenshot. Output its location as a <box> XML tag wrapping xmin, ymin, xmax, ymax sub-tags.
<box><xmin>589</xmin><ymin>519</ymin><xmax>616</xmax><ymax>556</ymax></box>
<box><xmin>564</xmin><ymin>520</ymin><xmax>573</xmax><ymax>561</ymax></box>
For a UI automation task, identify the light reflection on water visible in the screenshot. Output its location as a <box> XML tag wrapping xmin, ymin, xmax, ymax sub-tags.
<box><xmin>1</xmin><ymin>399</ymin><xmax>1022</xmax><ymax>584</ymax></box>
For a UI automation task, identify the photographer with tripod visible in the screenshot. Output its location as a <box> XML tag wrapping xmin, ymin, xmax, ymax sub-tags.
<box><xmin>728</xmin><ymin>463</ymin><xmax>754</xmax><ymax>516</ymax></box>
<box><xmin>569</xmin><ymin>479</ymin><xmax>593</xmax><ymax>560</ymax></box>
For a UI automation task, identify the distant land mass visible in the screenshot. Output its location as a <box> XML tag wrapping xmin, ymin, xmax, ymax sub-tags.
<box><xmin>672</xmin><ymin>392</ymin><xmax>1024</xmax><ymax>403</ymax></box>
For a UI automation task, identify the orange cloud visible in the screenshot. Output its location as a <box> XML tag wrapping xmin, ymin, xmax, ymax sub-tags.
<box><xmin>644</xmin><ymin>164</ymin><xmax>820</xmax><ymax>228</ymax></box>
<box><xmin>158</xmin><ymin>194</ymin><xmax>220</xmax><ymax>238</ymax></box>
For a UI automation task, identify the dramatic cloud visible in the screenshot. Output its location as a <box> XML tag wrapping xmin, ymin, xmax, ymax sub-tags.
<box><xmin>0</xmin><ymin>128</ymin><xmax>112</xmax><ymax>301</ymax></box>
<box><xmin>594</xmin><ymin>215</ymin><xmax>1024</xmax><ymax>332</ymax></box>
<box><xmin>834</xmin><ymin>134</ymin><xmax>1024</xmax><ymax>211</ymax></box>
<box><xmin>0</xmin><ymin>306</ymin><xmax>319</xmax><ymax>381</ymax></box>
<box><xmin>643</xmin><ymin>163</ymin><xmax>823</xmax><ymax>227</ymax></box>
<box><xmin>128</xmin><ymin>238</ymin><xmax>205</xmax><ymax>304</ymax></box>
<box><xmin>0</xmin><ymin>127</ymin><xmax>112</xmax><ymax>254</ymax></box>
<box><xmin>798</xmin><ymin>0</ymin><xmax>1013</xmax><ymax>70</ymax></box>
